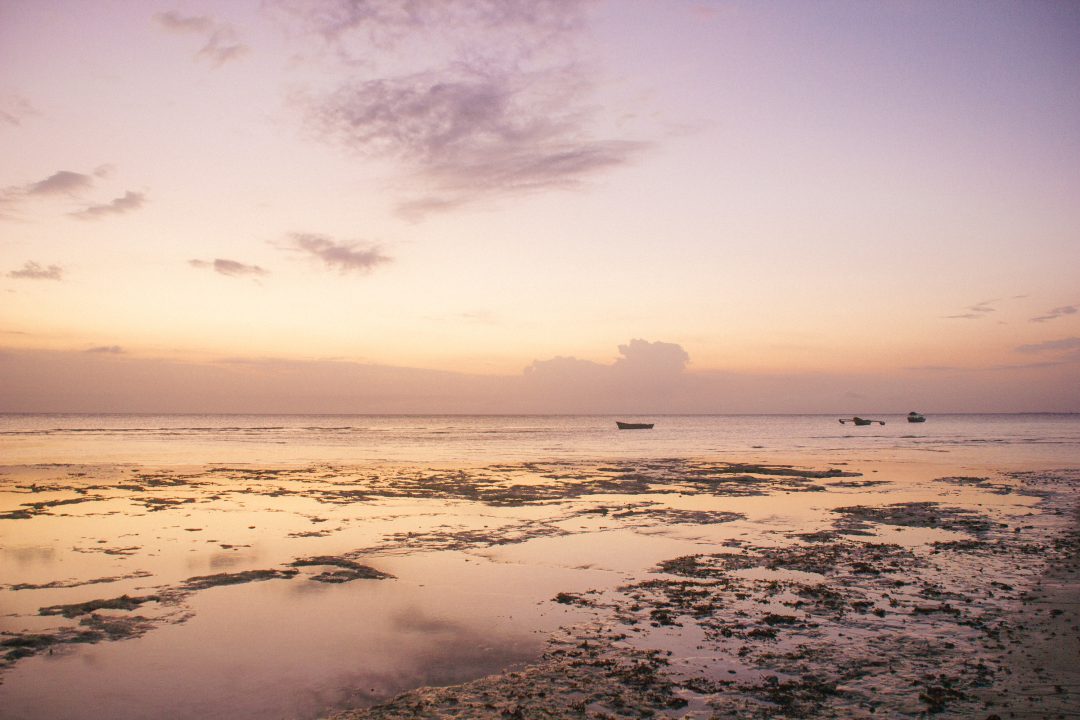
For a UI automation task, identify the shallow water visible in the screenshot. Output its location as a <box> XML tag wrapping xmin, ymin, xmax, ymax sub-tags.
<box><xmin>2</xmin><ymin>413</ymin><xmax>1078</xmax><ymax>467</ymax></box>
<box><xmin>1</xmin><ymin>415</ymin><xmax>1078</xmax><ymax>719</ymax></box>
<box><xmin>2</xmin><ymin>555</ymin><xmax>591</xmax><ymax>720</ymax></box>
<box><xmin>0</xmin><ymin>464</ymin><xmax>611</xmax><ymax>719</ymax></box>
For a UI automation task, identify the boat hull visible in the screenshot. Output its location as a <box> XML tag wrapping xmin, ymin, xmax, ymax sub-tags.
<box><xmin>616</xmin><ymin>422</ymin><xmax>654</xmax><ymax>430</ymax></box>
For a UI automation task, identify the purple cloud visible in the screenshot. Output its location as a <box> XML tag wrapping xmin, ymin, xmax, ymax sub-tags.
<box><xmin>8</xmin><ymin>262</ymin><xmax>63</xmax><ymax>280</ymax></box>
<box><xmin>155</xmin><ymin>11</ymin><xmax>248</xmax><ymax>67</ymax></box>
<box><xmin>1011</xmin><ymin>337</ymin><xmax>1080</xmax><ymax>367</ymax></box>
<box><xmin>274</xmin><ymin>0</ymin><xmax>587</xmax><ymax>47</ymax></box>
<box><xmin>944</xmin><ymin>299</ymin><xmax>1001</xmax><ymax>320</ymax></box>
<box><xmin>523</xmin><ymin>339</ymin><xmax>693</xmax><ymax>412</ymax></box>
<box><xmin>289</xmin><ymin>233</ymin><xmax>391</xmax><ymax>273</ymax></box>
<box><xmin>70</xmin><ymin>191</ymin><xmax>145</xmax><ymax>219</ymax></box>
<box><xmin>1</xmin><ymin>169</ymin><xmax>97</xmax><ymax>219</ymax></box>
<box><xmin>1031</xmin><ymin>305</ymin><xmax>1078</xmax><ymax>323</ymax></box>
<box><xmin>27</xmin><ymin>171</ymin><xmax>93</xmax><ymax>196</ymax></box>
<box><xmin>527</xmin><ymin>339</ymin><xmax>691</xmax><ymax>380</ymax></box>
<box><xmin>612</xmin><ymin>339</ymin><xmax>690</xmax><ymax>376</ymax></box>
<box><xmin>310</xmin><ymin>67</ymin><xmax>645</xmax><ymax>217</ymax></box>
<box><xmin>1016</xmin><ymin>337</ymin><xmax>1080</xmax><ymax>355</ymax></box>
<box><xmin>189</xmin><ymin>258</ymin><xmax>268</xmax><ymax>277</ymax></box>
<box><xmin>308</xmin><ymin>68</ymin><xmax>643</xmax><ymax>216</ymax></box>
<box><xmin>287</xmin><ymin>0</ymin><xmax>646</xmax><ymax>216</ymax></box>
<box><xmin>0</xmin><ymin>94</ymin><xmax>36</xmax><ymax>127</ymax></box>
<box><xmin>155</xmin><ymin>11</ymin><xmax>214</xmax><ymax>33</ymax></box>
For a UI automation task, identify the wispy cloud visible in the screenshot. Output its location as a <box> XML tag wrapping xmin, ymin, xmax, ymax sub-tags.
<box><xmin>70</xmin><ymin>191</ymin><xmax>145</xmax><ymax>220</ymax></box>
<box><xmin>944</xmin><ymin>299</ymin><xmax>1000</xmax><ymax>320</ymax></box>
<box><xmin>155</xmin><ymin>11</ymin><xmax>215</xmax><ymax>33</ymax></box>
<box><xmin>189</xmin><ymin>258</ymin><xmax>268</xmax><ymax>277</ymax></box>
<box><xmin>7</xmin><ymin>262</ymin><xmax>63</xmax><ymax>280</ymax></box>
<box><xmin>286</xmin><ymin>0</ymin><xmax>647</xmax><ymax>216</ymax></box>
<box><xmin>1012</xmin><ymin>336</ymin><xmax>1080</xmax><ymax>366</ymax></box>
<box><xmin>1</xmin><ymin>166</ymin><xmax>142</xmax><ymax>222</ymax></box>
<box><xmin>155</xmin><ymin>11</ymin><xmax>249</xmax><ymax>67</ymax></box>
<box><xmin>0</xmin><ymin>94</ymin><xmax>36</xmax><ymax>127</ymax></box>
<box><xmin>86</xmin><ymin>345</ymin><xmax>124</xmax><ymax>354</ymax></box>
<box><xmin>309</xmin><ymin>66</ymin><xmax>646</xmax><ymax>217</ymax></box>
<box><xmin>27</xmin><ymin>170</ymin><xmax>94</xmax><ymax>196</ymax></box>
<box><xmin>909</xmin><ymin>336</ymin><xmax>1080</xmax><ymax>371</ymax></box>
<box><xmin>288</xmin><ymin>232</ymin><xmax>391</xmax><ymax>273</ymax></box>
<box><xmin>2</xmin><ymin>168</ymin><xmax>97</xmax><ymax>219</ymax></box>
<box><xmin>276</xmin><ymin>0</ymin><xmax>587</xmax><ymax>45</ymax></box>
<box><xmin>1031</xmin><ymin>305</ymin><xmax>1078</xmax><ymax>323</ymax></box>
<box><xmin>271</xmin><ymin>0</ymin><xmax>593</xmax><ymax>76</ymax></box>
<box><xmin>1016</xmin><ymin>337</ymin><xmax>1080</xmax><ymax>355</ymax></box>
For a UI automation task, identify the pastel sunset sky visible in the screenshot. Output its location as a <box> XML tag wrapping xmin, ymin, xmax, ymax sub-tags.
<box><xmin>2</xmin><ymin>0</ymin><xmax>1078</xmax><ymax>413</ymax></box>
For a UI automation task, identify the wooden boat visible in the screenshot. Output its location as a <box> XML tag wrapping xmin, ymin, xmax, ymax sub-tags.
<box><xmin>838</xmin><ymin>417</ymin><xmax>885</xmax><ymax>426</ymax></box>
<box><xmin>907</xmin><ymin>412</ymin><xmax>926</xmax><ymax>423</ymax></box>
<box><xmin>616</xmin><ymin>421</ymin><xmax>654</xmax><ymax>430</ymax></box>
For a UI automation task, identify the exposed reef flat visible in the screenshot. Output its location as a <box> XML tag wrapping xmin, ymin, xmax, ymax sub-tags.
<box><xmin>328</xmin><ymin>469</ymin><xmax>1080</xmax><ymax>719</ymax></box>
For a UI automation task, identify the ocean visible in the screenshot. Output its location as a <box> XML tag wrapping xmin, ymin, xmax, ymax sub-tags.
<box><xmin>2</xmin><ymin>412</ymin><xmax>1078</xmax><ymax>468</ymax></box>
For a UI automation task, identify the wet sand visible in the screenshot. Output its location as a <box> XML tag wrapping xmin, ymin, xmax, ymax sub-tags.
<box><xmin>1</xmin><ymin>459</ymin><xmax>1078</xmax><ymax>719</ymax></box>
<box><xmin>981</xmin><ymin>504</ymin><xmax>1080</xmax><ymax>720</ymax></box>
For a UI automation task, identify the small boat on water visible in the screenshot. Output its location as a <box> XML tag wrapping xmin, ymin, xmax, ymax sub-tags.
<box><xmin>616</xmin><ymin>421</ymin><xmax>654</xmax><ymax>430</ymax></box>
<box><xmin>907</xmin><ymin>411</ymin><xmax>926</xmax><ymax>423</ymax></box>
<box><xmin>839</xmin><ymin>417</ymin><xmax>885</xmax><ymax>426</ymax></box>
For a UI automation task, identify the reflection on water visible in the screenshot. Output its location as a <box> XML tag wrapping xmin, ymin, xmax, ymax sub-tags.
<box><xmin>2</xmin><ymin>546</ymin><xmax>57</xmax><ymax>566</ymax></box>
<box><xmin>0</xmin><ymin>463</ymin><xmax>626</xmax><ymax>720</ymax></box>
<box><xmin>0</xmin><ymin>538</ymin><xmax>598</xmax><ymax>720</ymax></box>
<box><xmin>2</xmin><ymin>579</ymin><xmax>554</xmax><ymax>720</ymax></box>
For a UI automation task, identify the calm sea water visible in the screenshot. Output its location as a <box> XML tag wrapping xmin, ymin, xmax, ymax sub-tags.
<box><xmin>2</xmin><ymin>413</ymin><xmax>1078</xmax><ymax>469</ymax></box>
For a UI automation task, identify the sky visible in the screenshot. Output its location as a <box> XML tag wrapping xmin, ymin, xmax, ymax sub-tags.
<box><xmin>1</xmin><ymin>0</ymin><xmax>1079</xmax><ymax>413</ymax></box>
